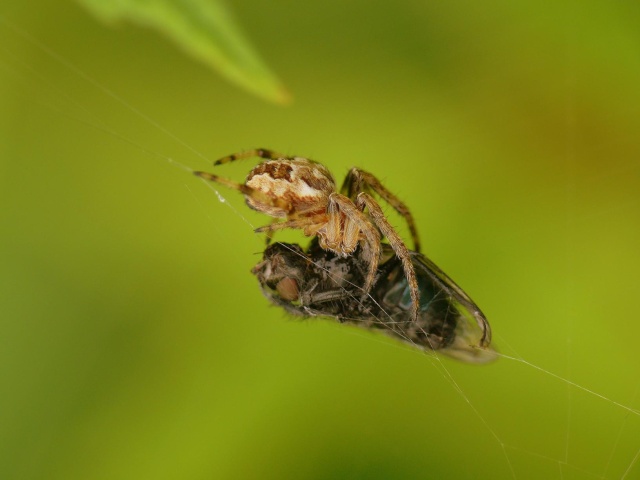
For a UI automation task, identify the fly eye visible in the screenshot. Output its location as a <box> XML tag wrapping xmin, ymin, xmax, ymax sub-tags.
<box><xmin>276</xmin><ymin>276</ymin><xmax>300</xmax><ymax>301</ymax></box>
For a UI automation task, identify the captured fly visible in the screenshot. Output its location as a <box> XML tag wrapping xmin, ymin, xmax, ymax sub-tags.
<box><xmin>252</xmin><ymin>241</ymin><xmax>496</xmax><ymax>364</ymax></box>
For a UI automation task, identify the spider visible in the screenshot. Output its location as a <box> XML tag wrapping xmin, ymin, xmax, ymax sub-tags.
<box><xmin>194</xmin><ymin>148</ymin><xmax>422</xmax><ymax>321</ymax></box>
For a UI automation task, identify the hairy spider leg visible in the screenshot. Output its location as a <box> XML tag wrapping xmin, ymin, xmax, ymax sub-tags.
<box><xmin>341</xmin><ymin>168</ymin><xmax>421</xmax><ymax>252</ymax></box>
<box><xmin>254</xmin><ymin>214</ymin><xmax>328</xmax><ymax>236</ymax></box>
<box><xmin>263</xmin><ymin>217</ymin><xmax>280</xmax><ymax>245</ymax></box>
<box><xmin>213</xmin><ymin>148</ymin><xmax>292</xmax><ymax>166</ymax></box>
<box><xmin>329</xmin><ymin>193</ymin><xmax>381</xmax><ymax>293</ymax></box>
<box><xmin>357</xmin><ymin>192</ymin><xmax>420</xmax><ymax>322</ymax></box>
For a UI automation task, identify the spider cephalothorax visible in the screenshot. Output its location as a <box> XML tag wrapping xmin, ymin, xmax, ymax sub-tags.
<box><xmin>194</xmin><ymin>148</ymin><xmax>421</xmax><ymax>320</ymax></box>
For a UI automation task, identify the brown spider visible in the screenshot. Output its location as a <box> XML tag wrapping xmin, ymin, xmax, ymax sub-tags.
<box><xmin>194</xmin><ymin>148</ymin><xmax>422</xmax><ymax>321</ymax></box>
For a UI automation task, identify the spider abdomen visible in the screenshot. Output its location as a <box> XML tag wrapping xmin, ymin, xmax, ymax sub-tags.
<box><xmin>245</xmin><ymin>159</ymin><xmax>336</xmax><ymax>216</ymax></box>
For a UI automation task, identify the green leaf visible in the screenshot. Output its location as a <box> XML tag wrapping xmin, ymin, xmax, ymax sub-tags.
<box><xmin>77</xmin><ymin>0</ymin><xmax>291</xmax><ymax>104</ymax></box>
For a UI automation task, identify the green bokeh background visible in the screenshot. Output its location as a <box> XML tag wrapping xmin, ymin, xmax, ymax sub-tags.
<box><xmin>2</xmin><ymin>1</ymin><xmax>640</xmax><ymax>479</ymax></box>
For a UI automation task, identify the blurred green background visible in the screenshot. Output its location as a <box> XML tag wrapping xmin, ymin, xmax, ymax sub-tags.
<box><xmin>1</xmin><ymin>1</ymin><xmax>639</xmax><ymax>479</ymax></box>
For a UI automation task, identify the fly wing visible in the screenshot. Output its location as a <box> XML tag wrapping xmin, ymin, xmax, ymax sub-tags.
<box><xmin>411</xmin><ymin>252</ymin><xmax>497</xmax><ymax>364</ymax></box>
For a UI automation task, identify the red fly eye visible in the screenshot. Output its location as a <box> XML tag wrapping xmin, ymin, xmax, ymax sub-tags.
<box><xmin>276</xmin><ymin>276</ymin><xmax>300</xmax><ymax>302</ymax></box>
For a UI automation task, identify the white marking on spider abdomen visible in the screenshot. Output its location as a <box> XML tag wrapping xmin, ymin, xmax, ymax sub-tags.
<box><xmin>248</xmin><ymin>174</ymin><xmax>323</xmax><ymax>197</ymax></box>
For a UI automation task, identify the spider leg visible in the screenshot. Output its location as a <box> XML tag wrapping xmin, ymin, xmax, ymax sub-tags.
<box><xmin>341</xmin><ymin>168</ymin><xmax>421</xmax><ymax>252</ymax></box>
<box><xmin>357</xmin><ymin>192</ymin><xmax>420</xmax><ymax>322</ymax></box>
<box><xmin>339</xmin><ymin>167</ymin><xmax>365</xmax><ymax>197</ymax></box>
<box><xmin>194</xmin><ymin>171</ymin><xmax>256</xmax><ymax>195</ymax></box>
<box><xmin>254</xmin><ymin>215</ymin><xmax>325</xmax><ymax>235</ymax></box>
<box><xmin>214</xmin><ymin>148</ymin><xmax>292</xmax><ymax>166</ymax></box>
<box><xmin>263</xmin><ymin>218</ymin><xmax>279</xmax><ymax>245</ymax></box>
<box><xmin>329</xmin><ymin>193</ymin><xmax>381</xmax><ymax>293</ymax></box>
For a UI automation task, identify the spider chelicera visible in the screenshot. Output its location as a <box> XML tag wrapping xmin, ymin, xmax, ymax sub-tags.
<box><xmin>194</xmin><ymin>148</ymin><xmax>421</xmax><ymax>321</ymax></box>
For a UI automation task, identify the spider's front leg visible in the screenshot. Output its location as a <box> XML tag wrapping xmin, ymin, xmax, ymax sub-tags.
<box><xmin>327</xmin><ymin>193</ymin><xmax>381</xmax><ymax>294</ymax></box>
<box><xmin>341</xmin><ymin>168</ymin><xmax>421</xmax><ymax>252</ymax></box>
<box><xmin>194</xmin><ymin>171</ymin><xmax>256</xmax><ymax>195</ymax></box>
<box><xmin>263</xmin><ymin>218</ymin><xmax>279</xmax><ymax>246</ymax></box>
<box><xmin>213</xmin><ymin>148</ymin><xmax>292</xmax><ymax>166</ymax></box>
<box><xmin>254</xmin><ymin>215</ymin><xmax>326</xmax><ymax>237</ymax></box>
<box><xmin>357</xmin><ymin>192</ymin><xmax>421</xmax><ymax>322</ymax></box>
